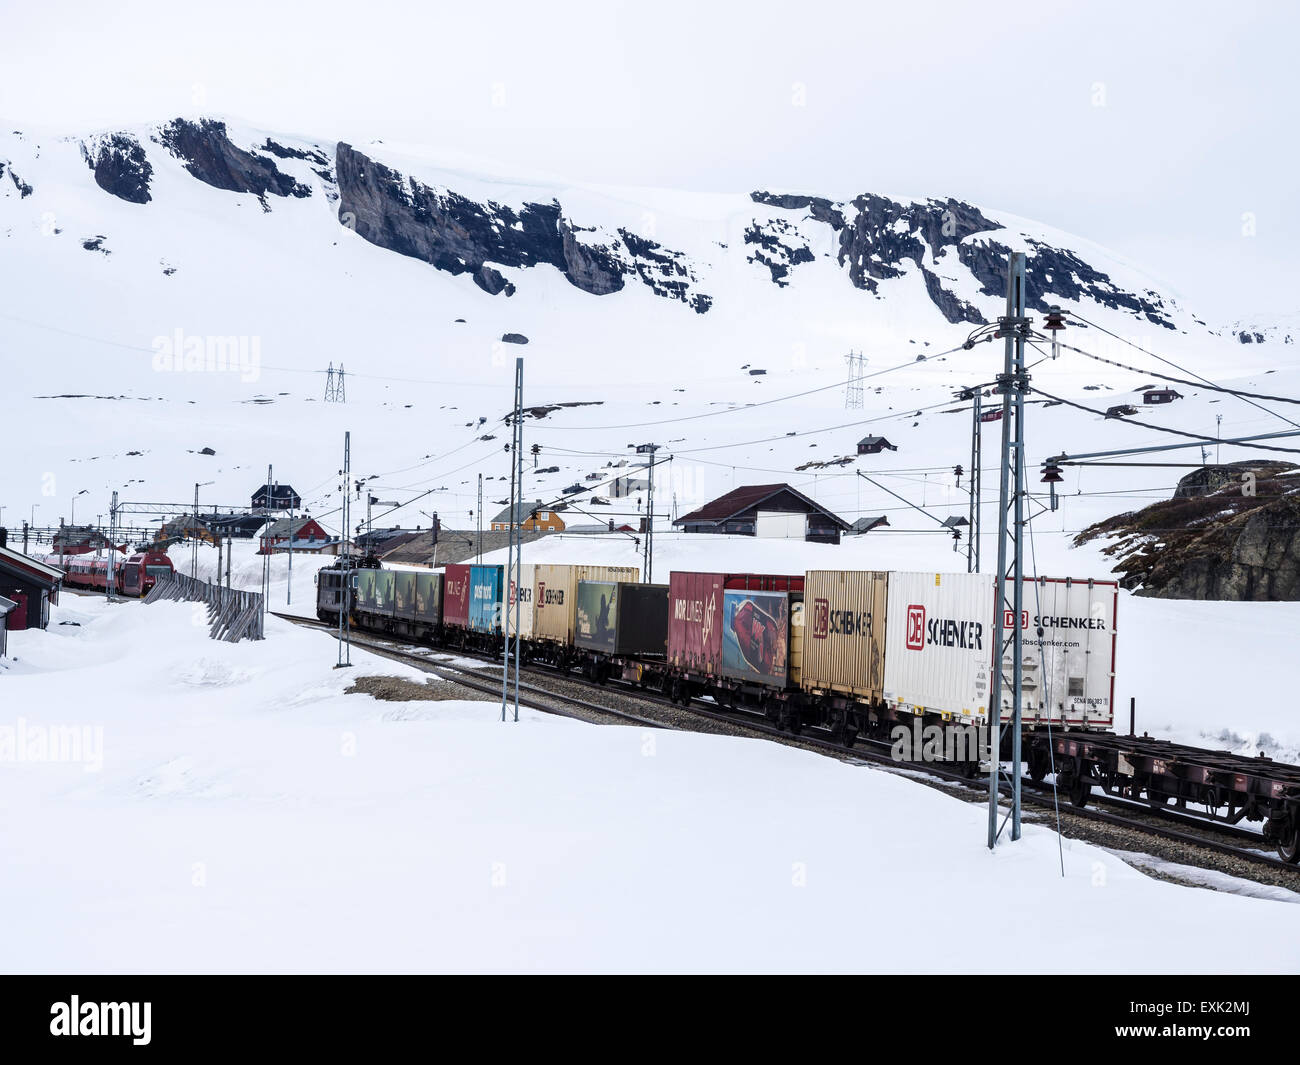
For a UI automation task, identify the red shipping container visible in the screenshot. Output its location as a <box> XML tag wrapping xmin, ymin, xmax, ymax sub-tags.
<box><xmin>668</xmin><ymin>572</ymin><xmax>803</xmax><ymax>675</ymax></box>
<box><xmin>442</xmin><ymin>564</ymin><xmax>472</xmax><ymax>628</ymax></box>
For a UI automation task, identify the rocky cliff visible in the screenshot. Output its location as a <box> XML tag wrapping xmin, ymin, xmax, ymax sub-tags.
<box><xmin>751</xmin><ymin>190</ymin><xmax>1178</xmax><ymax>328</ymax></box>
<box><xmin>1076</xmin><ymin>461</ymin><xmax>1300</xmax><ymax>600</ymax></box>
<box><xmin>335</xmin><ymin>143</ymin><xmax>709</xmax><ymax>309</ymax></box>
<box><xmin>28</xmin><ymin>114</ymin><xmax>1198</xmax><ymax>327</ymax></box>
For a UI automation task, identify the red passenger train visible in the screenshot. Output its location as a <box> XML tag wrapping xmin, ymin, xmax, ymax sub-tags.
<box><xmin>40</xmin><ymin>551</ymin><xmax>175</xmax><ymax>597</ymax></box>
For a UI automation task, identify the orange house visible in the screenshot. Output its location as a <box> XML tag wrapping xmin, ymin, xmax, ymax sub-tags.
<box><xmin>490</xmin><ymin>501</ymin><xmax>565</xmax><ymax>533</ymax></box>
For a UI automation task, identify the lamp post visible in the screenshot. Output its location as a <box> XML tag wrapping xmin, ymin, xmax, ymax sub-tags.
<box><xmin>193</xmin><ymin>481</ymin><xmax>214</xmax><ymax>579</ymax></box>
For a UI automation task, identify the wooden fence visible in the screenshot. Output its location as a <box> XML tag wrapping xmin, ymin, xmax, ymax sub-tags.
<box><xmin>144</xmin><ymin>573</ymin><xmax>265</xmax><ymax>642</ymax></box>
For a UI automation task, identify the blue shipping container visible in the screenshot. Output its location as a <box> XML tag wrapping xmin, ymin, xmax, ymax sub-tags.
<box><xmin>468</xmin><ymin>565</ymin><xmax>504</xmax><ymax>633</ymax></box>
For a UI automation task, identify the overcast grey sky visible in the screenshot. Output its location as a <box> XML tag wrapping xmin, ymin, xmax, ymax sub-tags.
<box><xmin>4</xmin><ymin>0</ymin><xmax>1295</xmax><ymax>322</ymax></box>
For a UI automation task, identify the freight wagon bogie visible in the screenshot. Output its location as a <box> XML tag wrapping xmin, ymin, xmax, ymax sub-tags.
<box><xmin>1029</xmin><ymin>732</ymin><xmax>1300</xmax><ymax>860</ymax></box>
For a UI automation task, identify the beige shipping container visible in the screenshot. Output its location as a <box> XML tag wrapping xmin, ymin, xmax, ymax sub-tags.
<box><xmin>532</xmin><ymin>563</ymin><xmax>640</xmax><ymax>646</ymax></box>
<box><xmin>800</xmin><ymin>570</ymin><xmax>889</xmax><ymax>700</ymax></box>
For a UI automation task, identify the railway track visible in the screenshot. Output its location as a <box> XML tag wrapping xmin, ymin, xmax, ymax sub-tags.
<box><xmin>273</xmin><ymin>610</ymin><xmax>1300</xmax><ymax>880</ymax></box>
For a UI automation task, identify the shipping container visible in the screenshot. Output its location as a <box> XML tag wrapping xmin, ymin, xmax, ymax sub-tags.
<box><xmin>574</xmin><ymin>581</ymin><xmax>669</xmax><ymax>656</ymax></box>
<box><xmin>373</xmin><ymin>569</ymin><xmax>398</xmax><ymax>617</ymax></box>
<box><xmin>801</xmin><ymin>569</ymin><xmax>889</xmax><ymax>700</ymax></box>
<box><xmin>667</xmin><ymin>572</ymin><xmax>802</xmax><ymax>684</ymax></box>
<box><xmin>415</xmin><ymin>571</ymin><xmax>444</xmax><ymax>625</ymax></box>
<box><xmin>882</xmin><ymin>571</ymin><xmax>993</xmax><ymax>724</ymax></box>
<box><xmin>1009</xmin><ymin>577</ymin><xmax>1118</xmax><ymax>729</ymax></box>
<box><xmin>531</xmin><ymin>564</ymin><xmax>640</xmax><ymax>646</ymax></box>
<box><xmin>393</xmin><ymin>568</ymin><xmax>418</xmax><ymax>621</ymax></box>
<box><xmin>505</xmin><ymin>563</ymin><xmax>536</xmax><ymax>640</ymax></box>
<box><xmin>721</xmin><ymin>588</ymin><xmax>793</xmax><ymax>686</ymax></box>
<box><xmin>442</xmin><ymin>563</ymin><xmax>472</xmax><ymax>629</ymax></box>
<box><xmin>468</xmin><ymin>564</ymin><xmax>504</xmax><ymax>634</ymax></box>
<box><xmin>354</xmin><ymin>567</ymin><xmax>378</xmax><ymax>612</ymax></box>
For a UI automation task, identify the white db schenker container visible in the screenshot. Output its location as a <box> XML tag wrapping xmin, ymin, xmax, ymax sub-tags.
<box><xmin>531</xmin><ymin>564</ymin><xmax>640</xmax><ymax>646</ymax></box>
<box><xmin>1010</xmin><ymin>577</ymin><xmax>1118</xmax><ymax>730</ymax></box>
<box><xmin>883</xmin><ymin>571</ymin><xmax>994</xmax><ymax>725</ymax></box>
<box><xmin>882</xmin><ymin>572</ymin><xmax>1119</xmax><ymax>729</ymax></box>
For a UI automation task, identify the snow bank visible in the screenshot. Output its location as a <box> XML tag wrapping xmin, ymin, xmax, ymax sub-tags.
<box><xmin>1</xmin><ymin>594</ymin><xmax>1296</xmax><ymax>973</ymax></box>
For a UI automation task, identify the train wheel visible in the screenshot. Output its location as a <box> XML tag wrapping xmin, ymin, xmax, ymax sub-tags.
<box><xmin>1068</xmin><ymin>773</ymin><xmax>1090</xmax><ymax>808</ymax></box>
<box><xmin>1278</xmin><ymin>820</ymin><xmax>1300</xmax><ymax>864</ymax></box>
<box><xmin>1028</xmin><ymin>748</ymin><xmax>1050</xmax><ymax>783</ymax></box>
<box><xmin>1146</xmin><ymin>784</ymin><xmax>1169</xmax><ymax>809</ymax></box>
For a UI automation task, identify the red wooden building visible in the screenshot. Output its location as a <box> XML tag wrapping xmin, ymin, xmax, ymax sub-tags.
<box><xmin>258</xmin><ymin>517</ymin><xmax>328</xmax><ymax>554</ymax></box>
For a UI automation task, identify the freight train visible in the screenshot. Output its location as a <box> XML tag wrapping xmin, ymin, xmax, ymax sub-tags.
<box><xmin>40</xmin><ymin>551</ymin><xmax>175</xmax><ymax>597</ymax></box>
<box><xmin>316</xmin><ymin>559</ymin><xmax>1117</xmax><ymax>743</ymax></box>
<box><xmin>312</xmin><ymin>557</ymin><xmax>1300</xmax><ymax>862</ymax></box>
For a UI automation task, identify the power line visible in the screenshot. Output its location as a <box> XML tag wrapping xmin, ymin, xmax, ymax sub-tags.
<box><xmin>1029</xmin><ymin>387</ymin><xmax>1300</xmax><ymax>455</ymax></box>
<box><xmin>1052</xmin><ymin>339</ymin><xmax>1300</xmax><ymax>407</ymax></box>
<box><xmin>527</xmin><ymin>345</ymin><xmax>969</xmax><ymax>432</ymax></box>
<box><xmin>1063</xmin><ymin>310</ymin><xmax>1300</xmax><ymax>430</ymax></box>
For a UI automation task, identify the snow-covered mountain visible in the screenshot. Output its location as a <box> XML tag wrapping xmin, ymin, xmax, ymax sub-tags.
<box><xmin>3</xmin><ymin>115</ymin><xmax>1297</xmax><ymax>580</ymax></box>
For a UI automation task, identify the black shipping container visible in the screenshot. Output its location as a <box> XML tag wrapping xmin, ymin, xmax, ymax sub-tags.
<box><xmin>575</xmin><ymin>581</ymin><xmax>669</xmax><ymax>656</ymax></box>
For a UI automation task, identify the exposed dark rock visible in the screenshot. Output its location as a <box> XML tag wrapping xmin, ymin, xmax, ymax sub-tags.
<box><xmin>158</xmin><ymin>119</ymin><xmax>311</xmax><ymax>200</ymax></box>
<box><xmin>959</xmin><ymin>237</ymin><xmax>1176</xmax><ymax>328</ymax></box>
<box><xmin>81</xmin><ymin>236</ymin><xmax>109</xmax><ymax>254</ymax></box>
<box><xmin>198</xmin><ymin>446</ymin><xmax>216</xmax><ymax>455</ymax></box>
<box><xmin>501</xmin><ymin>333</ymin><xmax>529</xmax><ymax>345</ymax></box>
<box><xmin>82</xmin><ymin>134</ymin><xmax>153</xmax><ymax>203</ymax></box>
<box><xmin>1075</xmin><ymin>461</ymin><xmax>1300</xmax><ymax>600</ymax></box>
<box><xmin>474</xmin><ymin>264</ymin><xmax>515</xmax><ymax>296</ymax></box>
<box><xmin>751</xmin><ymin>191</ymin><xmax>845</xmax><ymax>228</ymax></box>
<box><xmin>757</xmin><ymin>189</ymin><xmax>1178</xmax><ymax>329</ymax></box>
<box><xmin>920</xmin><ymin>266</ymin><xmax>984</xmax><ymax>325</ymax></box>
<box><xmin>1173</xmin><ymin>461</ymin><xmax>1276</xmax><ymax>499</ymax></box>
<box><xmin>334</xmin><ymin>143</ymin><xmax>708</xmax><ymax>309</ymax></box>
<box><xmin>831</xmin><ymin>194</ymin><xmax>1001</xmax><ymax>325</ymax></box>
<box><xmin>558</xmin><ymin>218</ymin><xmax>624</xmax><ymax>295</ymax></box>
<box><xmin>522</xmin><ymin>401</ymin><xmax>603</xmax><ymax>420</ymax></box>
<box><xmin>744</xmin><ymin>217</ymin><xmax>814</xmax><ymax>285</ymax></box>
<box><xmin>616</xmin><ymin>228</ymin><xmax>704</xmax><ymax>305</ymax></box>
<box><xmin>260</xmin><ymin>138</ymin><xmax>329</xmax><ymax>167</ymax></box>
<box><xmin>3</xmin><ymin>162</ymin><xmax>33</xmax><ymax>197</ymax></box>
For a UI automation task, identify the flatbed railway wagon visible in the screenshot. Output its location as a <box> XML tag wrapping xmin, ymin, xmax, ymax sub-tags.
<box><xmin>666</xmin><ymin>571</ymin><xmax>805</xmax><ymax>726</ymax></box>
<box><xmin>573</xmin><ymin>580</ymin><xmax>669</xmax><ymax>684</ymax></box>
